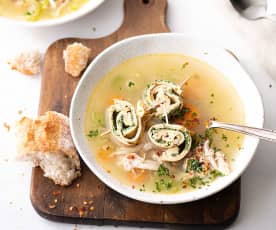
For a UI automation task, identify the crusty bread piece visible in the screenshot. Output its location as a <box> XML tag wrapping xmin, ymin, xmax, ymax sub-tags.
<box><xmin>63</xmin><ymin>42</ymin><xmax>91</xmax><ymax>77</ymax></box>
<box><xmin>10</xmin><ymin>50</ymin><xmax>41</xmax><ymax>76</ymax></box>
<box><xmin>15</xmin><ymin>111</ymin><xmax>81</xmax><ymax>186</ymax></box>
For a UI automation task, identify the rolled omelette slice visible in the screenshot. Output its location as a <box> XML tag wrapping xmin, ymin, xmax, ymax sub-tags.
<box><xmin>106</xmin><ymin>99</ymin><xmax>143</xmax><ymax>146</ymax></box>
<box><xmin>143</xmin><ymin>80</ymin><xmax>184</xmax><ymax>119</ymax></box>
<box><xmin>148</xmin><ymin>123</ymin><xmax>192</xmax><ymax>162</ymax></box>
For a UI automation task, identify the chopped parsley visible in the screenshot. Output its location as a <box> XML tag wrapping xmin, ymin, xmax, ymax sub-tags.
<box><xmin>192</xmin><ymin>112</ymin><xmax>197</xmax><ymax>117</ymax></box>
<box><xmin>204</xmin><ymin>129</ymin><xmax>215</xmax><ymax>143</ymax></box>
<box><xmin>155</xmin><ymin>164</ymin><xmax>174</xmax><ymax>192</ymax></box>
<box><xmin>181</xmin><ymin>62</ymin><xmax>189</xmax><ymax>69</ymax></box>
<box><xmin>185</xmin><ymin>158</ymin><xmax>202</xmax><ymax>173</ymax></box>
<box><xmin>139</xmin><ymin>184</ymin><xmax>146</xmax><ymax>192</ymax></box>
<box><xmin>25</xmin><ymin>11</ymin><xmax>32</xmax><ymax>16</ymax></box>
<box><xmin>191</xmin><ymin>129</ymin><xmax>216</xmax><ymax>148</ymax></box>
<box><xmin>187</xmin><ymin>176</ymin><xmax>205</xmax><ymax>188</ymax></box>
<box><xmin>155</xmin><ymin>179</ymin><xmax>173</xmax><ymax>192</ymax></box>
<box><xmin>169</xmin><ymin>107</ymin><xmax>189</xmax><ymax>120</ymax></box>
<box><xmin>157</xmin><ymin>164</ymin><xmax>170</xmax><ymax>177</ymax></box>
<box><xmin>222</xmin><ymin>133</ymin><xmax>228</xmax><ymax>141</ymax></box>
<box><xmin>128</xmin><ymin>81</ymin><xmax>135</xmax><ymax>88</ymax></box>
<box><xmin>210</xmin><ymin>170</ymin><xmax>224</xmax><ymax>179</ymax></box>
<box><xmin>87</xmin><ymin>129</ymin><xmax>99</xmax><ymax>137</ymax></box>
<box><xmin>213</xmin><ymin>146</ymin><xmax>221</xmax><ymax>152</ymax></box>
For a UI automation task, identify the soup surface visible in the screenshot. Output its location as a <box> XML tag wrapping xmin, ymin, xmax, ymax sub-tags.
<box><xmin>0</xmin><ymin>0</ymin><xmax>88</xmax><ymax>21</ymax></box>
<box><xmin>85</xmin><ymin>54</ymin><xmax>245</xmax><ymax>194</ymax></box>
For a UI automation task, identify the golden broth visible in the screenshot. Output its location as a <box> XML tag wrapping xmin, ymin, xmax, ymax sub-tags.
<box><xmin>0</xmin><ymin>0</ymin><xmax>88</xmax><ymax>21</ymax></box>
<box><xmin>85</xmin><ymin>54</ymin><xmax>245</xmax><ymax>193</ymax></box>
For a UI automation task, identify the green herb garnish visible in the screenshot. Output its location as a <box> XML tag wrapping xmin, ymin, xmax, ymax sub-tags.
<box><xmin>128</xmin><ymin>81</ymin><xmax>135</xmax><ymax>88</ymax></box>
<box><xmin>186</xmin><ymin>158</ymin><xmax>202</xmax><ymax>173</ymax></box>
<box><xmin>188</xmin><ymin>176</ymin><xmax>205</xmax><ymax>188</ymax></box>
<box><xmin>169</xmin><ymin>107</ymin><xmax>189</xmax><ymax>121</ymax></box>
<box><xmin>204</xmin><ymin>129</ymin><xmax>215</xmax><ymax>144</ymax></box>
<box><xmin>87</xmin><ymin>129</ymin><xmax>99</xmax><ymax>137</ymax></box>
<box><xmin>157</xmin><ymin>164</ymin><xmax>170</xmax><ymax>177</ymax></box>
<box><xmin>210</xmin><ymin>170</ymin><xmax>224</xmax><ymax>179</ymax></box>
<box><xmin>25</xmin><ymin>11</ymin><xmax>32</xmax><ymax>16</ymax></box>
<box><xmin>181</xmin><ymin>62</ymin><xmax>189</xmax><ymax>69</ymax></box>
<box><xmin>155</xmin><ymin>179</ymin><xmax>173</xmax><ymax>192</ymax></box>
<box><xmin>139</xmin><ymin>184</ymin><xmax>146</xmax><ymax>192</ymax></box>
<box><xmin>222</xmin><ymin>134</ymin><xmax>228</xmax><ymax>141</ymax></box>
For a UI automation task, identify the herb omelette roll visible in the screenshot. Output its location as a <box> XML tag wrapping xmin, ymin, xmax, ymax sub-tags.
<box><xmin>143</xmin><ymin>80</ymin><xmax>184</xmax><ymax>119</ymax></box>
<box><xmin>148</xmin><ymin>123</ymin><xmax>192</xmax><ymax>162</ymax></box>
<box><xmin>106</xmin><ymin>99</ymin><xmax>143</xmax><ymax>146</ymax></box>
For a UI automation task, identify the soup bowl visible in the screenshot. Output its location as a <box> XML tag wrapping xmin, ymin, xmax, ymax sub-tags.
<box><xmin>70</xmin><ymin>33</ymin><xmax>264</xmax><ymax>204</ymax></box>
<box><xmin>0</xmin><ymin>0</ymin><xmax>104</xmax><ymax>27</ymax></box>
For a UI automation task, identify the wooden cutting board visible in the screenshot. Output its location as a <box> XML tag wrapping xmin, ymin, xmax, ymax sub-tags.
<box><xmin>31</xmin><ymin>0</ymin><xmax>240</xmax><ymax>226</ymax></box>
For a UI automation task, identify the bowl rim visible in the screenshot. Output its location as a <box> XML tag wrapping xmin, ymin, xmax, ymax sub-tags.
<box><xmin>0</xmin><ymin>0</ymin><xmax>104</xmax><ymax>27</ymax></box>
<box><xmin>70</xmin><ymin>33</ymin><xmax>264</xmax><ymax>204</ymax></box>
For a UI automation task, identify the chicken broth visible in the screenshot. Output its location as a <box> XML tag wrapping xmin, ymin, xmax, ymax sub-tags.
<box><xmin>0</xmin><ymin>0</ymin><xmax>88</xmax><ymax>21</ymax></box>
<box><xmin>85</xmin><ymin>54</ymin><xmax>245</xmax><ymax>194</ymax></box>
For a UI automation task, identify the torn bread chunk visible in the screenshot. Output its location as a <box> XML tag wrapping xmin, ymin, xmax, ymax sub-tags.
<box><xmin>63</xmin><ymin>42</ymin><xmax>91</xmax><ymax>77</ymax></box>
<box><xmin>10</xmin><ymin>50</ymin><xmax>41</xmax><ymax>76</ymax></box>
<box><xmin>15</xmin><ymin>111</ymin><xmax>81</xmax><ymax>186</ymax></box>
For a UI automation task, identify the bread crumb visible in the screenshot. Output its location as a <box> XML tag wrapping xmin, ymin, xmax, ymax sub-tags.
<box><xmin>10</xmin><ymin>50</ymin><xmax>41</xmax><ymax>76</ymax></box>
<box><xmin>78</xmin><ymin>206</ymin><xmax>85</xmax><ymax>217</ymax></box>
<box><xmin>88</xmin><ymin>200</ymin><xmax>93</xmax><ymax>205</ymax></box>
<box><xmin>3</xmin><ymin>122</ymin><xmax>10</xmax><ymax>132</ymax></box>
<box><xmin>76</xmin><ymin>183</ymin><xmax>80</xmax><ymax>188</ymax></box>
<box><xmin>18</xmin><ymin>110</ymin><xmax>23</xmax><ymax>115</ymax></box>
<box><xmin>54</xmin><ymin>199</ymin><xmax>58</xmax><ymax>203</ymax></box>
<box><xmin>48</xmin><ymin>204</ymin><xmax>56</xmax><ymax>209</ymax></box>
<box><xmin>52</xmin><ymin>190</ymin><xmax>61</xmax><ymax>196</ymax></box>
<box><xmin>74</xmin><ymin>224</ymin><xmax>78</xmax><ymax>230</ymax></box>
<box><xmin>89</xmin><ymin>206</ymin><xmax>94</xmax><ymax>211</ymax></box>
<box><xmin>63</xmin><ymin>42</ymin><xmax>91</xmax><ymax>77</ymax></box>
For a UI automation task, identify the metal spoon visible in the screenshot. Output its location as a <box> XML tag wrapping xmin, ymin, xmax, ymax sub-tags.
<box><xmin>207</xmin><ymin>120</ymin><xmax>276</xmax><ymax>142</ymax></box>
<box><xmin>230</xmin><ymin>0</ymin><xmax>276</xmax><ymax>20</ymax></box>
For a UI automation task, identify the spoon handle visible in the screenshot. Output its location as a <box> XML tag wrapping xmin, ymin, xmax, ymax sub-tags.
<box><xmin>208</xmin><ymin>120</ymin><xmax>276</xmax><ymax>142</ymax></box>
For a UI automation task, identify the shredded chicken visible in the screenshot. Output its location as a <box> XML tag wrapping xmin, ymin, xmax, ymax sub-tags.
<box><xmin>118</xmin><ymin>153</ymin><xmax>160</xmax><ymax>171</ymax></box>
<box><xmin>55</xmin><ymin>0</ymin><xmax>70</xmax><ymax>16</ymax></box>
<box><xmin>203</xmin><ymin>140</ymin><xmax>230</xmax><ymax>175</ymax></box>
<box><xmin>49</xmin><ymin>0</ymin><xmax>57</xmax><ymax>8</ymax></box>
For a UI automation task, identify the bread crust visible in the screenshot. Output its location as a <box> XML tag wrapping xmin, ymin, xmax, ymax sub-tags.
<box><xmin>10</xmin><ymin>50</ymin><xmax>41</xmax><ymax>76</ymax></box>
<box><xmin>15</xmin><ymin>111</ymin><xmax>81</xmax><ymax>186</ymax></box>
<box><xmin>63</xmin><ymin>42</ymin><xmax>91</xmax><ymax>77</ymax></box>
<box><xmin>16</xmin><ymin>111</ymin><xmax>76</xmax><ymax>158</ymax></box>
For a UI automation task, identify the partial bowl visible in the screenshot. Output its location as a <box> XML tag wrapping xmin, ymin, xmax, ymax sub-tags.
<box><xmin>0</xmin><ymin>0</ymin><xmax>104</xmax><ymax>27</ymax></box>
<box><xmin>70</xmin><ymin>33</ymin><xmax>264</xmax><ymax>204</ymax></box>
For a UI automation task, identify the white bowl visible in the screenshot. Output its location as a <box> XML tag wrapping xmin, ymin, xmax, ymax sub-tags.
<box><xmin>70</xmin><ymin>33</ymin><xmax>264</xmax><ymax>204</ymax></box>
<box><xmin>0</xmin><ymin>0</ymin><xmax>104</xmax><ymax>27</ymax></box>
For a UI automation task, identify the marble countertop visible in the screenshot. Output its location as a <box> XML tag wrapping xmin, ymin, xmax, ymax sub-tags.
<box><xmin>1</xmin><ymin>0</ymin><xmax>276</xmax><ymax>229</ymax></box>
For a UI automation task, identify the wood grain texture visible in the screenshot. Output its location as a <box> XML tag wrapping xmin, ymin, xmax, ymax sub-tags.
<box><xmin>31</xmin><ymin>0</ymin><xmax>240</xmax><ymax>226</ymax></box>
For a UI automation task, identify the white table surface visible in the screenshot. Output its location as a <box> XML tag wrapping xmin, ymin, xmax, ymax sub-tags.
<box><xmin>1</xmin><ymin>0</ymin><xmax>276</xmax><ymax>229</ymax></box>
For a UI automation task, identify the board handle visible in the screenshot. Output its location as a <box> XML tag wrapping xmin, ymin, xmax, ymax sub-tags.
<box><xmin>118</xmin><ymin>0</ymin><xmax>169</xmax><ymax>39</ymax></box>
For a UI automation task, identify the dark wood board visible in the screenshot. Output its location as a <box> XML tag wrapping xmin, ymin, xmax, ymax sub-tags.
<box><xmin>31</xmin><ymin>0</ymin><xmax>241</xmax><ymax>226</ymax></box>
